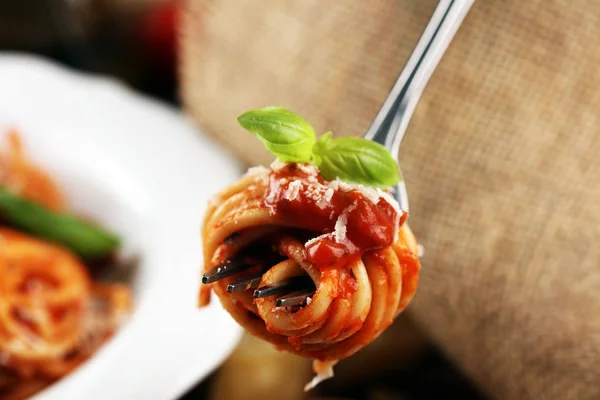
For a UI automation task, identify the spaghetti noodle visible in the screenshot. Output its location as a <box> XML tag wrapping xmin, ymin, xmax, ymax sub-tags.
<box><xmin>200</xmin><ymin>162</ymin><xmax>420</xmax><ymax>388</ymax></box>
<box><xmin>0</xmin><ymin>130</ymin><xmax>64</xmax><ymax>212</ymax></box>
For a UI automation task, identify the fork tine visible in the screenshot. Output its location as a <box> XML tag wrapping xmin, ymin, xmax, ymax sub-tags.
<box><xmin>226</xmin><ymin>270</ymin><xmax>264</xmax><ymax>292</ymax></box>
<box><xmin>204</xmin><ymin>251</ymin><xmax>316</xmax><ymax>308</ymax></box>
<box><xmin>276</xmin><ymin>288</ymin><xmax>316</xmax><ymax>307</ymax></box>
<box><xmin>202</xmin><ymin>257</ymin><xmax>252</xmax><ymax>284</ymax></box>
<box><xmin>253</xmin><ymin>276</ymin><xmax>314</xmax><ymax>299</ymax></box>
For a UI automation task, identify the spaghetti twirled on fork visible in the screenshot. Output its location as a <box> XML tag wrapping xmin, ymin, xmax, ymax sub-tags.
<box><xmin>200</xmin><ymin>162</ymin><xmax>420</xmax><ymax>388</ymax></box>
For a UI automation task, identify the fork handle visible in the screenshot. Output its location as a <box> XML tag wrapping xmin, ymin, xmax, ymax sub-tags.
<box><xmin>364</xmin><ymin>0</ymin><xmax>474</xmax><ymax>159</ymax></box>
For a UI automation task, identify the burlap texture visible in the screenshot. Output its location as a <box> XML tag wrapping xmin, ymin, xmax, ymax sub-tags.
<box><xmin>181</xmin><ymin>1</ymin><xmax>600</xmax><ymax>399</ymax></box>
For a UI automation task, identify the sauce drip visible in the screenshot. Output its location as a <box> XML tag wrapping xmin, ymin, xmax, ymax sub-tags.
<box><xmin>264</xmin><ymin>164</ymin><xmax>404</xmax><ymax>270</ymax></box>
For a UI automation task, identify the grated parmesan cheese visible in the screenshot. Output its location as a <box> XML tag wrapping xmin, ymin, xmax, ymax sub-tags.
<box><xmin>243</xmin><ymin>165</ymin><xmax>270</xmax><ymax>185</ymax></box>
<box><xmin>270</xmin><ymin>159</ymin><xmax>287</xmax><ymax>170</ymax></box>
<box><xmin>334</xmin><ymin>203</ymin><xmax>357</xmax><ymax>243</ymax></box>
<box><xmin>306</xmin><ymin>296</ymin><xmax>312</xmax><ymax>305</ymax></box>
<box><xmin>245</xmin><ymin>165</ymin><xmax>270</xmax><ymax>176</ymax></box>
<box><xmin>305</xmin><ymin>237</ymin><xmax>318</xmax><ymax>247</ymax></box>
<box><xmin>270</xmin><ymin>159</ymin><xmax>319</xmax><ymax>176</ymax></box>
<box><xmin>328</xmin><ymin>179</ymin><xmax>381</xmax><ymax>205</ymax></box>
<box><xmin>323</xmin><ymin>187</ymin><xmax>334</xmax><ymax>202</ymax></box>
<box><xmin>297</xmin><ymin>163</ymin><xmax>319</xmax><ymax>176</ymax></box>
<box><xmin>316</xmin><ymin>186</ymin><xmax>333</xmax><ymax>209</ymax></box>
<box><xmin>284</xmin><ymin>180</ymin><xmax>302</xmax><ymax>201</ymax></box>
<box><xmin>326</xmin><ymin>178</ymin><xmax>404</xmax><ymax>237</ymax></box>
<box><xmin>304</xmin><ymin>364</ymin><xmax>335</xmax><ymax>391</ymax></box>
<box><xmin>334</xmin><ymin>213</ymin><xmax>348</xmax><ymax>243</ymax></box>
<box><xmin>305</xmin><ymin>232</ymin><xmax>334</xmax><ymax>248</ymax></box>
<box><xmin>265</xmin><ymin>191</ymin><xmax>276</xmax><ymax>202</ymax></box>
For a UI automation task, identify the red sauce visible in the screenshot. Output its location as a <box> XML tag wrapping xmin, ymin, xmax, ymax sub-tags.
<box><xmin>18</xmin><ymin>274</ymin><xmax>59</xmax><ymax>295</ymax></box>
<box><xmin>264</xmin><ymin>164</ymin><xmax>404</xmax><ymax>271</ymax></box>
<box><xmin>339</xmin><ymin>269</ymin><xmax>359</xmax><ymax>296</ymax></box>
<box><xmin>12</xmin><ymin>308</ymin><xmax>39</xmax><ymax>335</ymax></box>
<box><xmin>288</xmin><ymin>336</ymin><xmax>303</xmax><ymax>350</ymax></box>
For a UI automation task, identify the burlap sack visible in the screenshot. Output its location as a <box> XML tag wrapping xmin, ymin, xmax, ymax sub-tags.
<box><xmin>181</xmin><ymin>1</ymin><xmax>600</xmax><ymax>399</ymax></box>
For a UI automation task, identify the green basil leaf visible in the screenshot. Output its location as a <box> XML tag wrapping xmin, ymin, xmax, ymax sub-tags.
<box><xmin>312</xmin><ymin>134</ymin><xmax>401</xmax><ymax>187</ymax></box>
<box><xmin>237</xmin><ymin>107</ymin><xmax>316</xmax><ymax>162</ymax></box>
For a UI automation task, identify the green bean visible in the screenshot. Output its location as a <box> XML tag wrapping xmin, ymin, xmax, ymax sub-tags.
<box><xmin>0</xmin><ymin>187</ymin><xmax>120</xmax><ymax>259</ymax></box>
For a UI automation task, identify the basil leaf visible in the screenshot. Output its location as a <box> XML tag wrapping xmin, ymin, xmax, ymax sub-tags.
<box><xmin>313</xmin><ymin>134</ymin><xmax>401</xmax><ymax>187</ymax></box>
<box><xmin>237</xmin><ymin>107</ymin><xmax>316</xmax><ymax>162</ymax></box>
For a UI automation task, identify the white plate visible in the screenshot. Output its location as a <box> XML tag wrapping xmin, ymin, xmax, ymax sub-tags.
<box><xmin>0</xmin><ymin>53</ymin><xmax>243</xmax><ymax>400</ymax></box>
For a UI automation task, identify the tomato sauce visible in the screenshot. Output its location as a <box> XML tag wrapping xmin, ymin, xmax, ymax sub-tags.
<box><xmin>264</xmin><ymin>164</ymin><xmax>403</xmax><ymax>271</ymax></box>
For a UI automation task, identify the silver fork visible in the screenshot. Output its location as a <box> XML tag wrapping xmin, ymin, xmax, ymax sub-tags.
<box><xmin>202</xmin><ymin>0</ymin><xmax>474</xmax><ymax>306</ymax></box>
<box><xmin>365</xmin><ymin>0</ymin><xmax>474</xmax><ymax>211</ymax></box>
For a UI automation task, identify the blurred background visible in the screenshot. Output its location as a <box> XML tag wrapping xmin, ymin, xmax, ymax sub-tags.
<box><xmin>0</xmin><ymin>1</ymin><xmax>483</xmax><ymax>399</ymax></box>
<box><xmin>2</xmin><ymin>0</ymin><xmax>599</xmax><ymax>399</ymax></box>
<box><xmin>0</xmin><ymin>0</ymin><xmax>179</xmax><ymax>103</ymax></box>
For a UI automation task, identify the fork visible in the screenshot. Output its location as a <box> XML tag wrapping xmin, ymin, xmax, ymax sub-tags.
<box><xmin>202</xmin><ymin>0</ymin><xmax>475</xmax><ymax>307</ymax></box>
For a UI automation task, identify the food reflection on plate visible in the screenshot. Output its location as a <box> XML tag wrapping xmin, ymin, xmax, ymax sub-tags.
<box><xmin>0</xmin><ymin>130</ymin><xmax>132</xmax><ymax>400</ymax></box>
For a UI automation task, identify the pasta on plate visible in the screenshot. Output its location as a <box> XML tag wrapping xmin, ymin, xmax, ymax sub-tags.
<box><xmin>0</xmin><ymin>131</ymin><xmax>131</xmax><ymax>400</ymax></box>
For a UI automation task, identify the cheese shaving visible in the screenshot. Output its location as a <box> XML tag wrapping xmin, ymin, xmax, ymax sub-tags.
<box><xmin>284</xmin><ymin>180</ymin><xmax>302</xmax><ymax>201</ymax></box>
<box><xmin>334</xmin><ymin>213</ymin><xmax>348</xmax><ymax>243</ymax></box>
<box><xmin>304</xmin><ymin>362</ymin><xmax>336</xmax><ymax>391</ymax></box>
<box><xmin>297</xmin><ymin>163</ymin><xmax>319</xmax><ymax>175</ymax></box>
<box><xmin>305</xmin><ymin>232</ymin><xmax>334</xmax><ymax>248</ymax></box>
<box><xmin>270</xmin><ymin>159</ymin><xmax>287</xmax><ymax>170</ymax></box>
<box><xmin>327</xmin><ymin>179</ymin><xmax>399</xmax><ymax>211</ymax></box>
<box><xmin>266</xmin><ymin>189</ymin><xmax>277</xmax><ymax>203</ymax></box>
<box><xmin>327</xmin><ymin>179</ymin><xmax>379</xmax><ymax>204</ymax></box>
<box><xmin>326</xmin><ymin>179</ymin><xmax>404</xmax><ymax>239</ymax></box>
<box><xmin>245</xmin><ymin>165</ymin><xmax>270</xmax><ymax>176</ymax></box>
<box><xmin>316</xmin><ymin>187</ymin><xmax>334</xmax><ymax>209</ymax></box>
<box><xmin>270</xmin><ymin>160</ymin><xmax>318</xmax><ymax>176</ymax></box>
<box><xmin>243</xmin><ymin>165</ymin><xmax>270</xmax><ymax>185</ymax></box>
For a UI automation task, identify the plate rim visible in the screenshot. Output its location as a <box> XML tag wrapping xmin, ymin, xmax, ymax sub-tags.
<box><xmin>0</xmin><ymin>52</ymin><xmax>243</xmax><ymax>400</ymax></box>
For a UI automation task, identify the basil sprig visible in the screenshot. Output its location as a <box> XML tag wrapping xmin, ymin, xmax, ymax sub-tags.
<box><xmin>238</xmin><ymin>107</ymin><xmax>316</xmax><ymax>162</ymax></box>
<box><xmin>238</xmin><ymin>107</ymin><xmax>401</xmax><ymax>188</ymax></box>
<box><xmin>312</xmin><ymin>132</ymin><xmax>400</xmax><ymax>187</ymax></box>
